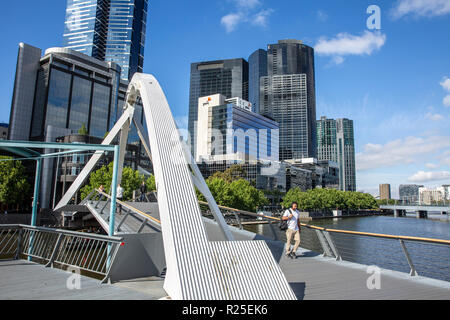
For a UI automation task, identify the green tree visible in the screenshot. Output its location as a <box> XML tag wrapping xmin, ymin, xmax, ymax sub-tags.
<box><xmin>80</xmin><ymin>162</ymin><xmax>155</xmax><ymax>201</ymax></box>
<box><xmin>78</xmin><ymin>123</ymin><xmax>88</xmax><ymax>135</ymax></box>
<box><xmin>198</xmin><ymin>176</ymin><xmax>268</xmax><ymax>212</ymax></box>
<box><xmin>282</xmin><ymin>188</ymin><xmax>377</xmax><ymax>211</ymax></box>
<box><xmin>0</xmin><ymin>156</ymin><xmax>31</xmax><ymax>208</ymax></box>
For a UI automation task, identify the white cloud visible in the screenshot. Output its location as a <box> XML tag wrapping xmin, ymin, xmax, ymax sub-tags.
<box><xmin>315</xmin><ymin>31</ymin><xmax>386</xmax><ymax>64</ymax></box>
<box><xmin>408</xmin><ymin>170</ymin><xmax>450</xmax><ymax>183</ymax></box>
<box><xmin>221</xmin><ymin>13</ymin><xmax>244</xmax><ymax>33</ymax></box>
<box><xmin>317</xmin><ymin>10</ymin><xmax>328</xmax><ymax>22</ymax></box>
<box><xmin>356</xmin><ymin>135</ymin><xmax>450</xmax><ymax>171</ymax></box>
<box><xmin>425</xmin><ymin>112</ymin><xmax>444</xmax><ymax>121</ymax></box>
<box><xmin>234</xmin><ymin>0</ymin><xmax>261</xmax><ymax>9</ymax></box>
<box><xmin>221</xmin><ymin>0</ymin><xmax>272</xmax><ymax>32</ymax></box>
<box><xmin>391</xmin><ymin>0</ymin><xmax>450</xmax><ymax>19</ymax></box>
<box><xmin>252</xmin><ymin>9</ymin><xmax>273</xmax><ymax>27</ymax></box>
<box><xmin>444</xmin><ymin>95</ymin><xmax>450</xmax><ymax>107</ymax></box>
<box><xmin>425</xmin><ymin>163</ymin><xmax>440</xmax><ymax>169</ymax></box>
<box><xmin>440</xmin><ymin>77</ymin><xmax>450</xmax><ymax>92</ymax></box>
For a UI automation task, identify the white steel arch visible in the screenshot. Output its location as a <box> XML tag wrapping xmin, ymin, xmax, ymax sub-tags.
<box><xmin>56</xmin><ymin>73</ymin><xmax>296</xmax><ymax>300</ymax></box>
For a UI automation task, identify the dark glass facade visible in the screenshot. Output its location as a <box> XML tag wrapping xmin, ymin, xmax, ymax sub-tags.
<box><xmin>254</xmin><ymin>40</ymin><xmax>317</xmax><ymax>161</ymax></box>
<box><xmin>188</xmin><ymin>59</ymin><xmax>249</xmax><ymax>157</ymax></box>
<box><xmin>317</xmin><ymin>117</ymin><xmax>356</xmax><ymax>191</ymax></box>
<box><xmin>248</xmin><ymin>49</ymin><xmax>267</xmax><ymax>114</ymax></box>
<box><xmin>63</xmin><ymin>0</ymin><xmax>110</xmax><ymax>60</ymax></box>
<box><xmin>29</xmin><ymin>52</ymin><xmax>118</xmax><ymax>140</ymax></box>
<box><xmin>105</xmin><ymin>0</ymin><xmax>148</xmax><ymax>81</ymax></box>
<box><xmin>63</xmin><ymin>0</ymin><xmax>148</xmax><ymax>81</ymax></box>
<box><xmin>9</xmin><ymin>45</ymin><xmax>150</xmax><ymax>209</ymax></box>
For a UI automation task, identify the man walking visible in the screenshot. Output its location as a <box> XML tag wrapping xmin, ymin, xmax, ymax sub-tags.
<box><xmin>139</xmin><ymin>181</ymin><xmax>147</xmax><ymax>202</ymax></box>
<box><xmin>282</xmin><ymin>202</ymin><xmax>301</xmax><ymax>258</ymax></box>
<box><xmin>116</xmin><ymin>183</ymin><xmax>124</xmax><ymax>214</ymax></box>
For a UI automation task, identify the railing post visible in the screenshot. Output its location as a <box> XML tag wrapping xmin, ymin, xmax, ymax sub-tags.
<box><xmin>45</xmin><ymin>233</ymin><xmax>64</xmax><ymax>268</ymax></box>
<box><xmin>102</xmin><ymin>242</ymin><xmax>122</xmax><ymax>284</ymax></box>
<box><xmin>268</xmin><ymin>222</ymin><xmax>278</xmax><ymax>241</ymax></box>
<box><xmin>399</xmin><ymin>239</ymin><xmax>418</xmax><ymax>276</ymax></box>
<box><xmin>323</xmin><ymin>231</ymin><xmax>342</xmax><ymax>261</ymax></box>
<box><xmin>94</xmin><ymin>194</ymin><xmax>104</xmax><ymax>209</ymax></box>
<box><xmin>116</xmin><ymin>211</ymin><xmax>130</xmax><ymax>232</ymax></box>
<box><xmin>232</xmin><ymin>212</ymin><xmax>243</xmax><ymax>230</ymax></box>
<box><xmin>316</xmin><ymin>230</ymin><xmax>333</xmax><ymax>257</ymax></box>
<box><xmin>14</xmin><ymin>228</ymin><xmax>24</xmax><ymax>260</ymax></box>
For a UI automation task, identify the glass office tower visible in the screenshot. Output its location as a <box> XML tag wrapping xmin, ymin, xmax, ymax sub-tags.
<box><xmin>105</xmin><ymin>0</ymin><xmax>148</xmax><ymax>81</ymax></box>
<box><xmin>257</xmin><ymin>40</ymin><xmax>317</xmax><ymax>161</ymax></box>
<box><xmin>317</xmin><ymin>116</ymin><xmax>356</xmax><ymax>191</ymax></box>
<box><xmin>248</xmin><ymin>49</ymin><xmax>267</xmax><ymax>114</ymax></box>
<box><xmin>188</xmin><ymin>59</ymin><xmax>249</xmax><ymax>158</ymax></box>
<box><xmin>63</xmin><ymin>0</ymin><xmax>110</xmax><ymax>60</ymax></box>
<box><xmin>63</xmin><ymin>0</ymin><xmax>148</xmax><ymax>81</ymax></box>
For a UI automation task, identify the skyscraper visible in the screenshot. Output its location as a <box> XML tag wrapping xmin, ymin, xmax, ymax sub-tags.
<box><xmin>63</xmin><ymin>0</ymin><xmax>110</xmax><ymax>60</ymax></box>
<box><xmin>105</xmin><ymin>0</ymin><xmax>148</xmax><ymax>81</ymax></box>
<box><xmin>255</xmin><ymin>40</ymin><xmax>317</xmax><ymax>160</ymax></box>
<box><xmin>317</xmin><ymin>116</ymin><xmax>356</xmax><ymax>191</ymax></box>
<box><xmin>248</xmin><ymin>49</ymin><xmax>267</xmax><ymax>114</ymax></box>
<box><xmin>188</xmin><ymin>59</ymin><xmax>249</xmax><ymax>157</ymax></box>
<box><xmin>63</xmin><ymin>0</ymin><xmax>148</xmax><ymax>81</ymax></box>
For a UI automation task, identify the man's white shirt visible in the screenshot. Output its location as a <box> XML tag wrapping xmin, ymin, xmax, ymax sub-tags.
<box><xmin>117</xmin><ymin>187</ymin><xmax>124</xmax><ymax>198</ymax></box>
<box><xmin>283</xmin><ymin>209</ymin><xmax>300</xmax><ymax>231</ymax></box>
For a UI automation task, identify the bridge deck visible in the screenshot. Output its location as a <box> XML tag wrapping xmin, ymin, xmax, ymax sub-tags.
<box><xmin>1</xmin><ymin>245</ymin><xmax>449</xmax><ymax>300</ymax></box>
<box><xmin>0</xmin><ymin>260</ymin><xmax>165</xmax><ymax>300</ymax></box>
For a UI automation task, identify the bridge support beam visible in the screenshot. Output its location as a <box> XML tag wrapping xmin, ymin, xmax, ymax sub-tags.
<box><xmin>394</xmin><ymin>209</ymin><xmax>405</xmax><ymax>217</ymax></box>
<box><xmin>416</xmin><ymin>210</ymin><xmax>427</xmax><ymax>219</ymax></box>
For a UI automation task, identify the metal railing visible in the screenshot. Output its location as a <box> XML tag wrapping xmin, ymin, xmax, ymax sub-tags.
<box><xmin>84</xmin><ymin>189</ymin><xmax>161</xmax><ymax>233</ymax></box>
<box><xmin>0</xmin><ymin>224</ymin><xmax>124</xmax><ymax>283</ymax></box>
<box><xmin>198</xmin><ymin>202</ymin><xmax>450</xmax><ymax>282</ymax></box>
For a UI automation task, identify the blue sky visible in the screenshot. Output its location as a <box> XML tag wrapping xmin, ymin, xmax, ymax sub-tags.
<box><xmin>0</xmin><ymin>0</ymin><xmax>449</xmax><ymax>196</ymax></box>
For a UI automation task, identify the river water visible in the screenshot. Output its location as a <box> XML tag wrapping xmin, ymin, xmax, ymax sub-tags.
<box><xmin>244</xmin><ymin>214</ymin><xmax>450</xmax><ymax>282</ymax></box>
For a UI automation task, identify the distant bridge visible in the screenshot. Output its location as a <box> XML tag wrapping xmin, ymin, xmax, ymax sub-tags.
<box><xmin>380</xmin><ymin>205</ymin><xmax>450</xmax><ymax>218</ymax></box>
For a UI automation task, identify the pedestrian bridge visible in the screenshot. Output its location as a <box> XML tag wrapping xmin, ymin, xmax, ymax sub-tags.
<box><xmin>380</xmin><ymin>204</ymin><xmax>450</xmax><ymax>218</ymax></box>
<box><xmin>1</xmin><ymin>73</ymin><xmax>449</xmax><ymax>300</ymax></box>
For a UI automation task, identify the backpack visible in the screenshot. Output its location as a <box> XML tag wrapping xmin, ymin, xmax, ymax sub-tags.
<box><xmin>279</xmin><ymin>209</ymin><xmax>293</xmax><ymax>231</ymax></box>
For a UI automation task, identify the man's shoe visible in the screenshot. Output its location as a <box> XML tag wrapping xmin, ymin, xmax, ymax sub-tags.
<box><xmin>286</xmin><ymin>252</ymin><xmax>293</xmax><ymax>259</ymax></box>
<box><xmin>290</xmin><ymin>252</ymin><xmax>296</xmax><ymax>259</ymax></box>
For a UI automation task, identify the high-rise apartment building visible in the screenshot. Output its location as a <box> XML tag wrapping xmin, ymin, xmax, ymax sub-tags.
<box><xmin>252</xmin><ymin>40</ymin><xmax>317</xmax><ymax>161</ymax></box>
<box><xmin>188</xmin><ymin>59</ymin><xmax>249</xmax><ymax>158</ymax></box>
<box><xmin>379</xmin><ymin>184</ymin><xmax>391</xmax><ymax>200</ymax></box>
<box><xmin>317</xmin><ymin>116</ymin><xmax>356</xmax><ymax>191</ymax></box>
<box><xmin>63</xmin><ymin>0</ymin><xmax>148</xmax><ymax>81</ymax></box>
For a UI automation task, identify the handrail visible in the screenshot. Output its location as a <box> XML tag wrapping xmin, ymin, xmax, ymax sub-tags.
<box><xmin>0</xmin><ymin>224</ymin><xmax>123</xmax><ymax>243</ymax></box>
<box><xmin>0</xmin><ymin>224</ymin><xmax>123</xmax><ymax>282</ymax></box>
<box><xmin>95</xmin><ymin>189</ymin><xmax>161</xmax><ymax>225</ymax></box>
<box><xmin>198</xmin><ymin>202</ymin><xmax>450</xmax><ymax>246</ymax></box>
